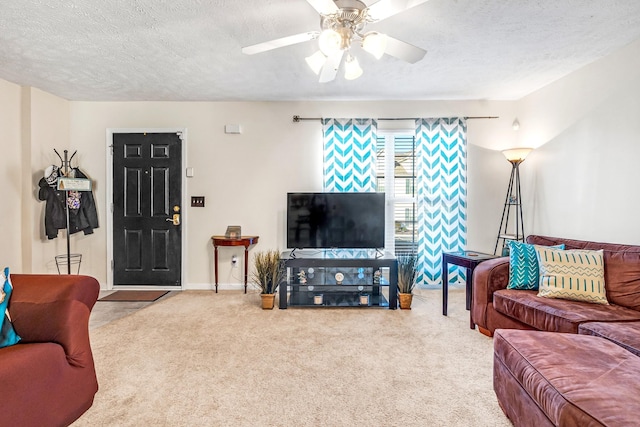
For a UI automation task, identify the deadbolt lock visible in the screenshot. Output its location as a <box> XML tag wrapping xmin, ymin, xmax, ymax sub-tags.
<box><xmin>173</xmin><ymin>205</ymin><xmax>180</xmax><ymax>213</ymax></box>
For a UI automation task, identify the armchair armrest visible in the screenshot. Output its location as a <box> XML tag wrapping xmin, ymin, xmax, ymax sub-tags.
<box><xmin>8</xmin><ymin>274</ymin><xmax>99</xmax><ymax>368</ymax></box>
<box><xmin>471</xmin><ymin>257</ymin><xmax>509</xmax><ymax>331</ymax></box>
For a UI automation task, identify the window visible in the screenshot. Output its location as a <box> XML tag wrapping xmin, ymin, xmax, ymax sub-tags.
<box><xmin>376</xmin><ymin>132</ymin><xmax>417</xmax><ymax>255</ymax></box>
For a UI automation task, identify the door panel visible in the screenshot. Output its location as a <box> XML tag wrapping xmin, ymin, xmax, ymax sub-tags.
<box><xmin>113</xmin><ymin>132</ymin><xmax>182</xmax><ymax>286</ymax></box>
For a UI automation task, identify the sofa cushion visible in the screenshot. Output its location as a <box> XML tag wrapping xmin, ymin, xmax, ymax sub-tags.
<box><xmin>535</xmin><ymin>247</ymin><xmax>608</xmax><ymax>305</ymax></box>
<box><xmin>579</xmin><ymin>321</ymin><xmax>640</xmax><ymax>357</ymax></box>
<box><xmin>494</xmin><ymin>329</ymin><xmax>640</xmax><ymax>427</ymax></box>
<box><xmin>527</xmin><ymin>235</ymin><xmax>640</xmax><ymax>311</ymax></box>
<box><xmin>0</xmin><ymin>267</ymin><xmax>20</xmax><ymax>348</ymax></box>
<box><xmin>493</xmin><ymin>289</ymin><xmax>640</xmax><ymax>333</ymax></box>
<box><xmin>506</xmin><ymin>241</ymin><xmax>564</xmax><ymax>290</ymax></box>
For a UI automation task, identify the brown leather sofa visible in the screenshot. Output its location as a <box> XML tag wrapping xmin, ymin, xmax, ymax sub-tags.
<box><xmin>472</xmin><ymin>235</ymin><xmax>640</xmax><ymax>426</ymax></box>
<box><xmin>472</xmin><ymin>235</ymin><xmax>640</xmax><ymax>337</ymax></box>
<box><xmin>0</xmin><ymin>274</ymin><xmax>100</xmax><ymax>427</ymax></box>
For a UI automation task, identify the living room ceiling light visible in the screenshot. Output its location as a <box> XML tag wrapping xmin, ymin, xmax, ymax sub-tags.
<box><xmin>305</xmin><ymin>50</ymin><xmax>327</xmax><ymax>75</ymax></box>
<box><xmin>502</xmin><ymin>147</ymin><xmax>533</xmax><ymax>164</ymax></box>
<box><xmin>362</xmin><ymin>32</ymin><xmax>388</xmax><ymax>59</ymax></box>
<box><xmin>344</xmin><ymin>54</ymin><xmax>363</xmax><ymax>80</ymax></box>
<box><xmin>318</xmin><ymin>29</ymin><xmax>342</xmax><ymax>56</ymax></box>
<box><xmin>244</xmin><ymin>0</ymin><xmax>428</xmax><ymax>83</ymax></box>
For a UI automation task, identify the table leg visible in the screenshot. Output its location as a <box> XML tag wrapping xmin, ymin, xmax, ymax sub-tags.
<box><xmin>467</xmin><ymin>267</ymin><xmax>475</xmax><ymax>330</ymax></box>
<box><xmin>214</xmin><ymin>245</ymin><xmax>219</xmax><ymax>293</ymax></box>
<box><xmin>442</xmin><ymin>257</ymin><xmax>448</xmax><ymax>316</ymax></box>
<box><xmin>243</xmin><ymin>246</ymin><xmax>249</xmax><ymax>294</ymax></box>
<box><xmin>465</xmin><ymin>267</ymin><xmax>473</xmax><ymax>311</ymax></box>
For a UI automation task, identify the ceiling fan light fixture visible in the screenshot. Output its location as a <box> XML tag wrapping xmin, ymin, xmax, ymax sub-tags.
<box><xmin>362</xmin><ymin>32</ymin><xmax>388</xmax><ymax>59</ymax></box>
<box><xmin>318</xmin><ymin>29</ymin><xmax>342</xmax><ymax>56</ymax></box>
<box><xmin>305</xmin><ymin>50</ymin><xmax>327</xmax><ymax>75</ymax></box>
<box><xmin>344</xmin><ymin>54</ymin><xmax>363</xmax><ymax>80</ymax></box>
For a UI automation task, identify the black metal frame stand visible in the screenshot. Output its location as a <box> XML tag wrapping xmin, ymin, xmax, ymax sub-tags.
<box><xmin>494</xmin><ymin>160</ymin><xmax>525</xmax><ymax>255</ymax></box>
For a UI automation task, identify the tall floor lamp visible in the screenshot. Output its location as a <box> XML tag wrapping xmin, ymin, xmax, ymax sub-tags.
<box><xmin>494</xmin><ymin>148</ymin><xmax>533</xmax><ymax>255</ymax></box>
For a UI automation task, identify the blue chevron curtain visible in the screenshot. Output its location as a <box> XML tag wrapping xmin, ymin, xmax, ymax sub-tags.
<box><xmin>322</xmin><ymin>119</ymin><xmax>377</xmax><ymax>192</ymax></box>
<box><xmin>322</xmin><ymin>117</ymin><xmax>466</xmax><ymax>287</ymax></box>
<box><xmin>415</xmin><ymin>118</ymin><xmax>467</xmax><ymax>286</ymax></box>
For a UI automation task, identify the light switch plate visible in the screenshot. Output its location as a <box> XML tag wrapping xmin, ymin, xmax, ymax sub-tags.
<box><xmin>191</xmin><ymin>196</ymin><xmax>205</xmax><ymax>207</ymax></box>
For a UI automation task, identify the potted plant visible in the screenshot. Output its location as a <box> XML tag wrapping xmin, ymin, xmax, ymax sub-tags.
<box><xmin>397</xmin><ymin>253</ymin><xmax>418</xmax><ymax>309</ymax></box>
<box><xmin>251</xmin><ymin>249</ymin><xmax>283</xmax><ymax>309</ymax></box>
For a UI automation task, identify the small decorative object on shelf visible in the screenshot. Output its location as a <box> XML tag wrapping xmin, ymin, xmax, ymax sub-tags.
<box><xmin>298</xmin><ymin>269</ymin><xmax>307</xmax><ymax>284</ymax></box>
<box><xmin>314</xmin><ymin>294</ymin><xmax>323</xmax><ymax>305</ymax></box>
<box><xmin>335</xmin><ymin>272</ymin><xmax>344</xmax><ymax>285</ymax></box>
<box><xmin>359</xmin><ymin>294</ymin><xmax>370</xmax><ymax>305</ymax></box>
<box><xmin>373</xmin><ymin>269</ymin><xmax>381</xmax><ymax>284</ymax></box>
<box><xmin>225</xmin><ymin>225</ymin><xmax>242</xmax><ymax>239</ymax></box>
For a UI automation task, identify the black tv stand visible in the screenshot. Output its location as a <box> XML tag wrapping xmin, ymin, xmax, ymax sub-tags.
<box><xmin>279</xmin><ymin>249</ymin><xmax>398</xmax><ymax>309</ymax></box>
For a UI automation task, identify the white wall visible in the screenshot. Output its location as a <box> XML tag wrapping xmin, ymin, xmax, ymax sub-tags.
<box><xmin>0</xmin><ymin>82</ymin><xmax>71</xmax><ymax>273</ymax></box>
<box><xmin>28</xmin><ymin>88</ymin><xmax>71</xmax><ymax>273</ymax></box>
<box><xmin>67</xmin><ymin>100</ymin><xmax>512</xmax><ymax>288</ymax></box>
<box><xmin>10</xmin><ymin>33</ymin><xmax>640</xmax><ymax>287</ymax></box>
<box><xmin>517</xmin><ymin>38</ymin><xmax>640</xmax><ymax>245</ymax></box>
<box><xmin>0</xmin><ymin>79</ymin><xmax>23</xmax><ymax>270</ymax></box>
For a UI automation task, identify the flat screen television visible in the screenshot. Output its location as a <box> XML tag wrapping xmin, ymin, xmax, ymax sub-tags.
<box><xmin>286</xmin><ymin>192</ymin><xmax>385</xmax><ymax>249</ymax></box>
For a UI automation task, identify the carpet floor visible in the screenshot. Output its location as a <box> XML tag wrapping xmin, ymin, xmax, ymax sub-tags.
<box><xmin>73</xmin><ymin>287</ymin><xmax>512</xmax><ymax>427</ymax></box>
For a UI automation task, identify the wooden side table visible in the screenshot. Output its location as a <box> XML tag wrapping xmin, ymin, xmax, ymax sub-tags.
<box><xmin>442</xmin><ymin>251</ymin><xmax>498</xmax><ymax>329</ymax></box>
<box><xmin>211</xmin><ymin>235</ymin><xmax>259</xmax><ymax>293</ymax></box>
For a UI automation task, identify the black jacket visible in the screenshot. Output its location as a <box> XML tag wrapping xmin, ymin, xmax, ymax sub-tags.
<box><xmin>38</xmin><ymin>168</ymin><xmax>99</xmax><ymax>239</ymax></box>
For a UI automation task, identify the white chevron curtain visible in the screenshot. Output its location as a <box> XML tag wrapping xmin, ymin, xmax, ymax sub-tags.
<box><xmin>415</xmin><ymin>118</ymin><xmax>467</xmax><ymax>286</ymax></box>
<box><xmin>322</xmin><ymin>118</ymin><xmax>377</xmax><ymax>192</ymax></box>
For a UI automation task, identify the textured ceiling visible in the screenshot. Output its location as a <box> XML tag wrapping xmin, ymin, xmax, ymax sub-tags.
<box><xmin>1</xmin><ymin>0</ymin><xmax>640</xmax><ymax>101</ymax></box>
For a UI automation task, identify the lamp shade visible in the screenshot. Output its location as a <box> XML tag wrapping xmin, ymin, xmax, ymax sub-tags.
<box><xmin>362</xmin><ymin>32</ymin><xmax>388</xmax><ymax>59</ymax></box>
<box><xmin>305</xmin><ymin>50</ymin><xmax>327</xmax><ymax>75</ymax></box>
<box><xmin>344</xmin><ymin>55</ymin><xmax>363</xmax><ymax>80</ymax></box>
<box><xmin>318</xmin><ymin>29</ymin><xmax>342</xmax><ymax>56</ymax></box>
<box><xmin>501</xmin><ymin>148</ymin><xmax>533</xmax><ymax>163</ymax></box>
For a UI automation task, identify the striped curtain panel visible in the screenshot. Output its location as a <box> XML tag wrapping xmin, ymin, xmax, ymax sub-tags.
<box><xmin>322</xmin><ymin>118</ymin><xmax>377</xmax><ymax>192</ymax></box>
<box><xmin>415</xmin><ymin>118</ymin><xmax>467</xmax><ymax>286</ymax></box>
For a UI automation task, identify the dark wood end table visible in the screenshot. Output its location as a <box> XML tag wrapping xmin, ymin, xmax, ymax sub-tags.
<box><xmin>211</xmin><ymin>235</ymin><xmax>259</xmax><ymax>293</ymax></box>
<box><xmin>442</xmin><ymin>251</ymin><xmax>498</xmax><ymax>329</ymax></box>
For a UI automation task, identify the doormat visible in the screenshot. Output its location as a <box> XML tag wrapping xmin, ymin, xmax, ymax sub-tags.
<box><xmin>99</xmin><ymin>290</ymin><xmax>169</xmax><ymax>302</ymax></box>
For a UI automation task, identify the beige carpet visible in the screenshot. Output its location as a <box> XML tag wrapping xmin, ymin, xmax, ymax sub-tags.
<box><xmin>73</xmin><ymin>288</ymin><xmax>512</xmax><ymax>427</ymax></box>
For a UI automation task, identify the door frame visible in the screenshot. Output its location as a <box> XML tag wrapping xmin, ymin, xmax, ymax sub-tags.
<box><xmin>105</xmin><ymin>128</ymin><xmax>188</xmax><ymax>291</ymax></box>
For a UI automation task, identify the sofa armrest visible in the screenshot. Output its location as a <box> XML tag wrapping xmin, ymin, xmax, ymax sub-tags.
<box><xmin>8</xmin><ymin>274</ymin><xmax>99</xmax><ymax>368</ymax></box>
<box><xmin>472</xmin><ymin>257</ymin><xmax>509</xmax><ymax>330</ymax></box>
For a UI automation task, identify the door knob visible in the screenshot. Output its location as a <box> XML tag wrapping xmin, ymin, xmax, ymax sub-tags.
<box><xmin>166</xmin><ymin>214</ymin><xmax>180</xmax><ymax>226</ymax></box>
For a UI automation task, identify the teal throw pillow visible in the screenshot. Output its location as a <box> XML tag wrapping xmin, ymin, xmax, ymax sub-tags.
<box><xmin>0</xmin><ymin>267</ymin><xmax>21</xmax><ymax>348</ymax></box>
<box><xmin>507</xmin><ymin>241</ymin><xmax>565</xmax><ymax>290</ymax></box>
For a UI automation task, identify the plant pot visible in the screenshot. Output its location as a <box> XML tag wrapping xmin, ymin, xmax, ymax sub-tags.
<box><xmin>398</xmin><ymin>292</ymin><xmax>413</xmax><ymax>310</ymax></box>
<box><xmin>261</xmin><ymin>293</ymin><xmax>276</xmax><ymax>310</ymax></box>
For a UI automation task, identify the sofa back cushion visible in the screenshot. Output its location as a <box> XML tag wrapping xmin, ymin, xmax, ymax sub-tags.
<box><xmin>527</xmin><ymin>235</ymin><xmax>640</xmax><ymax>311</ymax></box>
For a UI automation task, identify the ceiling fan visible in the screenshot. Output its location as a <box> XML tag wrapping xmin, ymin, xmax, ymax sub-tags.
<box><xmin>241</xmin><ymin>0</ymin><xmax>429</xmax><ymax>82</ymax></box>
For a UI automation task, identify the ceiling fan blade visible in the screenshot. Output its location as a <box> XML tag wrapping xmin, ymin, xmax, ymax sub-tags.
<box><xmin>384</xmin><ymin>36</ymin><xmax>426</xmax><ymax>63</ymax></box>
<box><xmin>306</xmin><ymin>0</ymin><xmax>339</xmax><ymax>15</ymax></box>
<box><xmin>367</xmin><ymin>0</ymin><xmax>430</xmax><ymax>21</ymax></box>
<box><xmin>319</xmin><ymin>50</ymin><xmax>344</xmax><ymax>83</ymax></box>
<box><xmin>242</xmin><ymin>31</ymin><xmax>319</xmax><ymax>55</ymax></box>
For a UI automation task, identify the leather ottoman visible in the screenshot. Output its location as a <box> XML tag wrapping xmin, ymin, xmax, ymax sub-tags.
<box><xmin>494</xmin><ymin>329</ymin><xmax>640</xmax><ymax>427</ymax></box>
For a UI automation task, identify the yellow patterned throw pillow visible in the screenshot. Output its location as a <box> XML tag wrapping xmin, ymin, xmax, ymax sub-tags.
<box><xmin>534</xmin><ymin>246</ymin><xmax>608</xmax><ymax>305</ymax></box>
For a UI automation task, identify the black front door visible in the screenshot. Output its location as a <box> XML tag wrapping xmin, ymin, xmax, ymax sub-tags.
<box><xmin>112</xmin><ymin>133</ymin><xmax>182</xmax><ymax>286</ymax></box>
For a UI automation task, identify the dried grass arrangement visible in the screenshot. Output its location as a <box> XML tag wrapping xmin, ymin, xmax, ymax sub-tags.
<box><xmin>251</xmin><ymin>249</ymin><xmax>283</xmax><ymax>294</ymax></box>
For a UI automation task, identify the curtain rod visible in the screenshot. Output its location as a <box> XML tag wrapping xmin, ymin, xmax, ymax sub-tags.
<box><xmin>292</xmin><ymin>115</ymin><xmax>498</xmax><ymax>122</ymax></box>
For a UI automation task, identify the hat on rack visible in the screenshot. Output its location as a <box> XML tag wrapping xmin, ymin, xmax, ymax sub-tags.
<box><xmin>44</xmin><ymin>165</ymin><xmax>59</xmax><ymax>187</ymax></box>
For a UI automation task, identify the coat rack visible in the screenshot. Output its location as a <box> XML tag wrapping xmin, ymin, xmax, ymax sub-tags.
<box><xmin>53</xmin><ymin>149</ymin><xmax>93</xmax><ymax>274</ymax></box>
<box><xmin>54</xmin><ymin>149</ymin><xmax>76</xmax><ymax>274</ymax></box>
